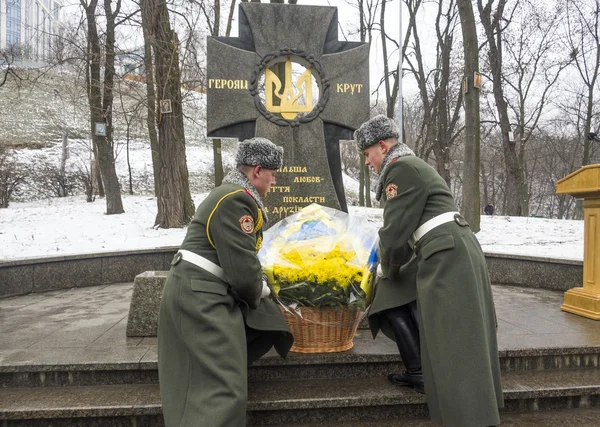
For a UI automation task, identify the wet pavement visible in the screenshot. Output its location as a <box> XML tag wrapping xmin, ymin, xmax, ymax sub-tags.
<box><xmin>1</xmin><ymin>283</ymin><xmax>600</xmax><ymax>356</ymax></box>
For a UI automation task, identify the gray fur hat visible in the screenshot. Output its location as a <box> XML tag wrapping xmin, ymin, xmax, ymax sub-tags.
<box><xmin>354</xmin><ymin>115</ymin><xmax>400</xmax><ymax>151</ymax></box>
<box><xmin>236</xmin><ymin>137</ymin><xmax>284</xmax><ymax>170</ymax></box>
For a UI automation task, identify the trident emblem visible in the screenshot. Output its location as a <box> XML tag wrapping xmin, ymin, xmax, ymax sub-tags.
<box><xmin>265</xmin><ymin>58</ymin><xmax>314</xmax><ymax>120</ymax></box>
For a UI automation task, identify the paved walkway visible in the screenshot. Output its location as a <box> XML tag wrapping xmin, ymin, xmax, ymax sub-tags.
<box><xmin>1</xmin><ymin>283</ymin><xmax>600</xmax><ymax>362</ymax></box>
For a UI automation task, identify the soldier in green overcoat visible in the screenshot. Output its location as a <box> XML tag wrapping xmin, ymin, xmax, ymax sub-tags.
<box><xmin>158</xmin><ymin>138</ymin><xmax>293</xmax><ymax>427</ymax></box>
<box><xmin>366</xmin><ymin>218</ymin><xmax>423</xmax><ymax>392</ymax></box>
<box><xmin>355</xmin><ymin>115</ymin><xmax>504</xmax><ymax>427</ymax></box>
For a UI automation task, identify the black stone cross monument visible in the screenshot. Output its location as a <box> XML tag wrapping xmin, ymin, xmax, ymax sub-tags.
<box><xmin>207</xmin><ymin>3</ymin><xmax>369</xmax><ymax>221</ymax></box>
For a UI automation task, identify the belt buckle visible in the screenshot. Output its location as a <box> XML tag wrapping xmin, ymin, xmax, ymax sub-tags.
<box><xmin>171</xmin><ymin>251</ymin><xmax>182</xmax><ymax>266</ymax></box>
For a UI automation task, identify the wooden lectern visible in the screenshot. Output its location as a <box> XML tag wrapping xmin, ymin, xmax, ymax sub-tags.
<box><xmin>556</xmin><ymin>164</ymin><xmax>600</xmax><ymax>320</ymax></box>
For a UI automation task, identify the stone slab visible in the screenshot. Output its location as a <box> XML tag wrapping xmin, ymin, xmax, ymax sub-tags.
<box><xmin>1</xmin><ymin>247</ymin><xmax>583</xmax><ymax>299</ymax></box>
<box><xmin>0</xmin><ymin>346</ymin><xmax>152</xmax><ymax>373</ymax></box>
<box><xmin>0</xmin><ymin>384</ymin><xmax>161</xmax><ymax>420</ymax></box>
<box><xmin>0</xmin><ymin>249</ymin><xmax>177</xmax><ymax>298</ymax></box>
<box><xmin>0</xmin><ymin>264</ymin><xmax>34</xmax><ymax>298</ymax></box>
<box><xmin>126</xmin><ymin>272</ymin><xmax>169</xmax><ymax>337</ymax></box>
<box><xmin>253</xmin><ymin>408</ymin><xmax>600</xmax><ymax>426</ymax></box>
<box><xmin>33</xmin><ymin>258</ymin><xmax>103</xmax><ymax>293</ymax></box>
<box><xmin>101</xmin><ymin>253</ymin><xmax>167</xmax><ymax>285</ymax></box>
<box><xmin>486</xmin><ymin>253</ymin><xmax>582</xmax><ymax>291</ymax></box>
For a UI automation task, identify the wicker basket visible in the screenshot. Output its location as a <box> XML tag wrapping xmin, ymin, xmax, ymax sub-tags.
<box><xmin>279</xmin><ymin>305</ymin><xmax>364</xmax><ymax>353</ymax></box>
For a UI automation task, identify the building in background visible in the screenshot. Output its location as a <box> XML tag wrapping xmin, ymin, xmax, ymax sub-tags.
<box><xmin>0</xmin><ymin>0</ymin><xmax>63</xmax><ymax>62</ymax></box>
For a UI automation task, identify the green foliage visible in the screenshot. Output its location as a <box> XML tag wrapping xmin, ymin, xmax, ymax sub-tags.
<box><xmin>276</xmin><ymin>281</ymin><xmax>367</xmax><ymax>310</ymax></box>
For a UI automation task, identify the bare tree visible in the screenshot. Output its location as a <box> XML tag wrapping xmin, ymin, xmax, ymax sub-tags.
<box><xmin>0</xmin><ymin>50</ymin><xmax>22</xmax><ymax>89</ymax></box>
<box><xmin>478</xmin><ymin>0</ymin><xmax>525</xmax><ymax>217</ymax></box>
<box><xmin>141</xmin><ymin>0</ymin><xmax>195</xmax><ymax>228</ymax></box>
<box><xmin>199</xmin><ymin>0</ymin><xmax>226</xmax><ymax>187</ymax></box>
<box><xmin>532</xmin><ymin>123</ymin><xmax>582</xmax><ymax>218</ymax></box>
<box><xmin>352</xmin><ymin>0</ymin><xmax>383</xmax><ymax>207</ymax></box>
<box><xmin>403</xmin><ymin>0</ymin><xmax>463</xmax><ymax>186</ymax></box>
<box><xmin>138</xmin><ymin>0</ymin><xmax>162</xmax><ymax>197</ymax></box>
<box><xmin>479</xmin><ymin>0</ymin><xmax>569</xmax><ymax>216</ymax></box>
<box><xmin>501</xmin><ymin>2</ymin><xmax>570</xmax><ymax>216</ymax></box>
<box><xmin>240</xmin><ymin>0</ymin><xmax>298</xmax><ymax>3</ymax></box>
<box><xmin>116</xmin><ymin>81</ymin><xmax>146</xmax><ymax>195</ymax></box>
<box><xmin>0</xmin><ymin>146</ymin><xmax>27</xmax><ymax>208</ymax></box>
<box><xmin>363</xmin><ymin>0</ymin><xmax>383</xmax><ymax>207</ymax></box>
<box><xmin>81</xmin><ymin>0</ymin><xmax>125</xmax><ymax>214</ymax></box>
<box><xmin>565</xmin><ymin>0</ymin><xmax>600</xmax><ymax>167</ymax></box>
<box><xmin>380</xmin><ymin>0</ymin><xmax>400</xmax><ymax>120</ymax></box>
<box><xmin>457</xmin><ymin>0</ymin><xmax>481</xmax><ymax>230</ymax></box>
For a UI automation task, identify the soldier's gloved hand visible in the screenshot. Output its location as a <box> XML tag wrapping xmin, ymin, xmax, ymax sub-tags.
<box><xmin>260</xmin><ymin>279</ymin><xmax>271</xmax><ymax>298</ymax></box>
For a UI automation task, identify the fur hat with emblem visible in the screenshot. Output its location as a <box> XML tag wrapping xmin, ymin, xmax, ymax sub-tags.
<box><xmin>354</xmin><ymin>114</ymin><xmax>401</xmax><ymax>151</ymax></box>
<box><xmin>236</xmin><ymin>137</ymin><xmax>284</xmax><ymax>170</ymax></box>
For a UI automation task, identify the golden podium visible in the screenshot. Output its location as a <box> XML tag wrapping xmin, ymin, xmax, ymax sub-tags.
<box><xmin>556</xmin><ymin>164</ymin><xmax>600</xmax><ymax>320</ymax></box>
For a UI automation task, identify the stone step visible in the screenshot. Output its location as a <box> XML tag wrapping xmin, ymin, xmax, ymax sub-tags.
<box><xmin>249</xmin><ymin>407</ymin><xmax>600</xmax><ymax>426</ymax></box>
<box><xmin>2</xmin><ymin>368</ymin><xmax>600</xmax><ymax>426</ymax></box>
<box><xmin>2</xmin><ymin>337</ymin><xmax>600</xmax><ymax>388</ymax></box>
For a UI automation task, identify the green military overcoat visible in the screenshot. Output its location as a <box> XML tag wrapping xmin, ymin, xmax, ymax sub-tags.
<box><xmin>158</xmin><ymin>181</ymin><xmax>293</xmax><ymax>427</ymax></box>
<box><xmin>367</xmin><ymin>249</ymin><xmax>417</xmax><ymax>341</ymax></box>
<box><xmin>378</xmin><ymin>155</ymin><xmax>504</xmax><ymax>427</ymax></box>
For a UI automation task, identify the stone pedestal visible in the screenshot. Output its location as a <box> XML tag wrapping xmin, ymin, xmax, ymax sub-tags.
<box><xmin>556</xmin><ymin>165</ymin><xmax>600</xmax><ymax>320</ymax></box>
<box><xmin>126</xmin><ymin>271</ymin><xmax>168</xmax><ymax>337</ymax></box>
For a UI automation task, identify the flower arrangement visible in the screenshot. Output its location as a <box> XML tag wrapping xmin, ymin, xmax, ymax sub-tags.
<box><xmin>260</xmin><ymin>204</ymin><xmax>378</xmax><ymax>310</ymax></box>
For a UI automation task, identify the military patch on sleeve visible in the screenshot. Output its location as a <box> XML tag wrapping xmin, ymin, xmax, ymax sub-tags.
<box><xmin>239</xmin><ymin>215</ymin><xmax>254</xmax><ymax>233</ymax></box>
<box><xmin>386</xmin><ymin>183</ymin><xmax>398</xmax><ymax>200</ymax></box>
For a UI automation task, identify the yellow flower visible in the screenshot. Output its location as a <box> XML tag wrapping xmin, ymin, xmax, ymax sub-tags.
<box><xmin>272</xmin><ymin>243</ymin><xmax>365</xmax><ymax>291</ymax></box>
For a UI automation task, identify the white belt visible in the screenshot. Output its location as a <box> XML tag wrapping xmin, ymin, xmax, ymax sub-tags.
<box><xmin>412</xmin><ymin>211</ymin><xmax>460</xmax><ymax>243</ymax></box>
<box><xmin>177</xmin><ymin>249</ymin><xmax>226</xmax><ymax>281</ymax></box>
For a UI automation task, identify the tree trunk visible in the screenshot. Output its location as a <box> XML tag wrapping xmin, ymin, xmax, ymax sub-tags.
<box><xmin>365</xmin><ymin>166</ymin><xmax>371</xmax><ymax>207</ymax></box>
<box><xmin>59</xmin><ymin>126</ymin><xmax>69</xmax><ymax>197</ymax></box>
<box><xmin>209</xmin><ymin>1</ymin><xmax>225</xmax><ymax>188</ymax></box>
<box><xmin>359</xmin><ymin>0</ymin><xmax>373</xmax><ymax>206</ymax></box>
<box><xmin>93</xmin><ymin>144</ymin><xmax>104</xmax><ymax>197</ymax></box>
<box><xmin>143</xmin><ymin>0</ymin><xmax>195</xmax><ymax>228</ymax></box>
<box><xmin>82</xmin><ymin>0</ymin><xmax>123</xmax><ymax>214</ymax></box>
<box><xmin>83</xmin><ymin>4</ymin><xmax>103</xmax><ymax>199</ymax></box>
<box><xmin>583</xmin><ymin>84</ymin><xmax>596</xmax><ymax>166</ymax></box>
<box><xmin>478</xmin><ymin>0</ymin><xmax>524</xmax><ymax>217</ymax></box>
<box><xmin>213</xmin><ymin>0</ymin><xmax>221</xmax><ymax>37</ymax></box>
<box><xmin>576</xmin><ymin>0</ymin><xmax>600</xmax><ymax>167</ymax></box>
<box><xmin>359</xmin><ymin>155</ymin><xmax>365</xmax><ymax>207</ymax></box>
<box><xmin>101</xmin><ymin>0</ymin><xmax>125</xmax><ymax>214</ymax></box>
<box><xmin>380</xmin><ymin>0</ymin><xmax>394</xmax><ymax>119</ymax></box>
<box><xmin>225</xmin><ymin>0</ymin><xmax>237</xmax><ymax>37</ymax></box>
<box><xmin>458</xmin><ymin>0</ymin><xmax>480</xmax><ymax>231</ymax></box>
<box><xmin>126</xmin><ymin>119</ymin><xmax>133</xmax><ymax>195</ymax></box>
<box><xmin>213</xmin><ymin>138</ymin><xmax>224</xmax><ymax>186</ymax></box>
<box><xmin>140</xmin><ymin>0</ymin><xmax>161</xmax><ymax>197</ymax></box>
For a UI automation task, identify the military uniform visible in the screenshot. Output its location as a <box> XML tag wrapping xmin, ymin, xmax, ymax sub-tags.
<box><xmin>158</xmin><ymin>175</ymin><xmax>293</xmax><ymax>426</ymax></box>
<box><xmin>379</xmin><ymin>155</ymin><xmax>503</xmax><ymax>427</ymax></box>
<box><xmin>367</xmin><ymin>238</ymin><xmax>417</xmax><ymax>341</ymax></box>
<box><xmin>367</xmin><ymin>165</ymin><xmax>417</xmax><ymax>341</ymax></box>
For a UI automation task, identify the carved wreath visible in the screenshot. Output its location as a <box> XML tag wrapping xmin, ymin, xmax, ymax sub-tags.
<box><xmin>249</xmin><ymin>48</ymin><xmax>330</xmax><ymax>127</ymax></box>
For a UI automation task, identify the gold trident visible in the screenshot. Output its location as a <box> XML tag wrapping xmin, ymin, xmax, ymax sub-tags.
<box><xmin>265</xmin><ymin>58</ymin><xmax>313</xmax><ymax>120</ymax></box>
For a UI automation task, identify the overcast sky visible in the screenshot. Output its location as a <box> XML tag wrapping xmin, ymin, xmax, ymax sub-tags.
<box><xmin>60</xmin><ymin>0</ymin><xmax>407</xmax><ymax>99</ymax></box>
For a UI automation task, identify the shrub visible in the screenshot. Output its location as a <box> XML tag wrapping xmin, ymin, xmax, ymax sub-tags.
<box><xmin>0</xmin><ymin>147</ymin><xmax>28</xmax><ymax>208</ymax></box>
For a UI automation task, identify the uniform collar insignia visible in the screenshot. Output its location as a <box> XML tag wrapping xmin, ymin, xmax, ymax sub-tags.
<box><xmin>375</xmin><ymin>143</ymin><xmax>415</xmax><ymax>201</ymax></box>
<box><xmin>222</xmin><ymin>170</ymin><xmax>269</xmax><ymax>224</ymax></box>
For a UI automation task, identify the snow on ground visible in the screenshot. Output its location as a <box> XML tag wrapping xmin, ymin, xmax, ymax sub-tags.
<box><xmin>0</xmin><ymin>194</ymin><xmax>584</xmax><ymax>262</ymax></box>
<box><xmin>1</xmin><ymin>135</ymin><xmax>585</xmax><ymax>263</ymax></box>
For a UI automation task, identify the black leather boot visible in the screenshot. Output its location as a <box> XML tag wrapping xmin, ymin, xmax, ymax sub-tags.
<box><xmin>384</xmin><ymin>301</ymin><xmax>425</xmax><ymax>394</ymax></box>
